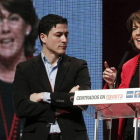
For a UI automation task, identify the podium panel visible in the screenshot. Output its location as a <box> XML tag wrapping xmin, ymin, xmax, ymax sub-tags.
<box><xmin>73</xmin><ymin>88</ymin><xmax>140</xmax><ymax>140</ymax></box>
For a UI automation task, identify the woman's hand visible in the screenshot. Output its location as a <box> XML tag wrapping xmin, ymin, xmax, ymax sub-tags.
<box><xmin>103</xmin><ymin>61</ymin><xmax>117</xmax><ymax>89</ymax></box>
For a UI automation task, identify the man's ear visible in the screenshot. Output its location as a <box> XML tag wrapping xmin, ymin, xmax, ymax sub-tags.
<box><xmin>40</xmin><ymin>33</ymin><xmax>47</xmax><ymax>44</ymax></box>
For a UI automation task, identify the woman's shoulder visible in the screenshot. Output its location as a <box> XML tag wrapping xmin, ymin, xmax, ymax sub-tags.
<box><xmin>123</xmin><ymin>54</ymin><xmax>139</xmax><ymax>68</ymax></box>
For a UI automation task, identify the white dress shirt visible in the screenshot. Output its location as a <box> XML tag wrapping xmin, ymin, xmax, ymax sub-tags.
<box><xmin>41</xmin><ymin>52</ymin><xmax>62</xmax><ymax>134</ymax></box>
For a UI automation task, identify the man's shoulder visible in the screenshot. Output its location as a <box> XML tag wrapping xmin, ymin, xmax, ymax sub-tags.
<box><xmin>17</xmin><ymin>54</ymin><xmax>40</xmax><ymax>68</ymax></box>
<box><xmin>64</xmin><ymin>54</ymin><xmax>87</xmax><ymax>64</ymax></box>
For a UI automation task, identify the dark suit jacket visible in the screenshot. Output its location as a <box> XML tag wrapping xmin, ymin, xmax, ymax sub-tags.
<box><xmin>12</xmin><ymin>54</ymin><xmax>91</xmax><ymax>140</ymax></box>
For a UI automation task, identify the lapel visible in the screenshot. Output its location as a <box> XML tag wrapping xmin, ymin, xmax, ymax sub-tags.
<box><xmin>31</xmin><ymin>54</ymin><xmax>52</xmax><ymax>92</ymax></box>
<box><xmin>54</xmin><ymin>54</ymin><xmax>71</xmax><ymax>92</ymax></box>
<box><xmin>126</xmin><ymin>54</ymin><xmax>140</xmax><ymax>88</ymax></box>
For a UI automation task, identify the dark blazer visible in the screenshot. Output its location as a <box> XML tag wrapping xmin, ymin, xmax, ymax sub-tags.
<box><xmin>12</xmin><ymin>54</ymin><xmax>91</xmax><ymax>140</ymax></box>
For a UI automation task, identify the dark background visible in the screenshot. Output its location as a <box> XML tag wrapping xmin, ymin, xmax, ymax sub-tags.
<box><xmin>103</xmin><ymin>0</ymin><xmax>140</xmax><ymax>139</ymax></box>
<box><xmin>103</xmin><ymin>0</ymin><xmax>140</xmax><ymax>73</ymax></box>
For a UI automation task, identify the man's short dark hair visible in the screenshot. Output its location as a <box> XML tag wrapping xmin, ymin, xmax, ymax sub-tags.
<box><xmin>38</xmin><ymin>14</ymin><xmax>68</xmax><ymax>45</ymax></box>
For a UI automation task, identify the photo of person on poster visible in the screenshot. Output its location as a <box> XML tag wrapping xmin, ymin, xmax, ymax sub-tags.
<box><xmin>0</xmin><ymin>0</ymin><xmax>39</xmax><ymax>139</ymax></box>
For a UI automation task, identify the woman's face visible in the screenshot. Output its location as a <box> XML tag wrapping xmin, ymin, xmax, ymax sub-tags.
<box><xmin>132</xmin><ymin>21</ymin><xmax>140</xmax><ymax>50</ymax></box>
<box><xmin>0</xmin><ymin>4</ymin><xmax>31</xmax><ymax>60</ymax></box>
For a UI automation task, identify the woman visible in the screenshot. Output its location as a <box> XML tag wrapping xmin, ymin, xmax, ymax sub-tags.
<box><xmin>103</xmin><ymin>10</ymin><xmax>140</xmax><ymax>140</ymax></box>
<box><xmin>0</xmin><ymin>0</ymin><xmax>39</xmax><ymax>139</ymax></box>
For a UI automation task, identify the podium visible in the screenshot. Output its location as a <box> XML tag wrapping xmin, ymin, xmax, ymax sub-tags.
<box><xmin>73</xmin><ymin>88</ymin><xmax>140</xmax><ymax>140</ymax></box>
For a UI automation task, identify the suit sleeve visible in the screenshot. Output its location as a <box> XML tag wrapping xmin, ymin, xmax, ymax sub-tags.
<box><xmin>50</xmin><ymin>60</ymin><xmax>91</xmax><ymax>112</ymax></box>
<box><xmin>12</xmin><ymin>64</ymin><xmax>55</xmax><ymax>122</ymax></box>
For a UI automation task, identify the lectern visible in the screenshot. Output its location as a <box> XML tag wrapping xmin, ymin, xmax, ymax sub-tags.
<box><xmin>73</xmin><ymin>88</ymin><xmax>140</xmax><ymax>140</ymax></box>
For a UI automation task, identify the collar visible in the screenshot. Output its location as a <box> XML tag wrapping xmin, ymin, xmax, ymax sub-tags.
<box><xmin>41</xmin><ymin>51</ymin><xmax>62</xmax><ymax>66</ymax></box>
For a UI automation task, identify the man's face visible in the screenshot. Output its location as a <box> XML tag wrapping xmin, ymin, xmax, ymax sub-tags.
<box><xmin>0</xmin><ymin>4</ymin><xmax>31</xmax><ymax>60</ymax></box>
<box><xmin>42</xmin><ymin>24</ymin><xmax>69</xmax><ymax>56</ymax></box>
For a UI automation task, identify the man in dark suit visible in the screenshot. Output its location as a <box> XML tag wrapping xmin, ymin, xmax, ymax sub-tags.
<box><xmin>12</xmin><ymin>14</ymin><xmax>91</xmax><ymax>140</ymax></box>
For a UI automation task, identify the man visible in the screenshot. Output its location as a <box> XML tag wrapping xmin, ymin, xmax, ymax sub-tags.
<box><xmin>12</xmin><ymin>14</ymin><xmax>91</xmax><ymax>140</ymax></box>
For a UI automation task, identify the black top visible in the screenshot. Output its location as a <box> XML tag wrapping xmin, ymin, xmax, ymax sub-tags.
<box><xmin>0</xmin><ymin>80</ymin><xmax>23</xmax><ymax>140</ymax></box>
<box><xmin>123</xmin><ymin>63</ymin><xmax>139</xmax><ymax>138</ymax></box>
<box><xmin>0</xmin><ymin>80</ymin><xmax>14</xmax><ymax>139</ymax></box>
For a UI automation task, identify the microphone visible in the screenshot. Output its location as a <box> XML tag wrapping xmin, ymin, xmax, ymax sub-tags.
<box><xmin>118</xmin><ymin>51</ymin><xmax>129</xmax><ymax>71</ymax></box>
<box><xmin>113</xmin><ymin>51</ymin><xmax>129</xmax><ymax>88</ymax></box>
